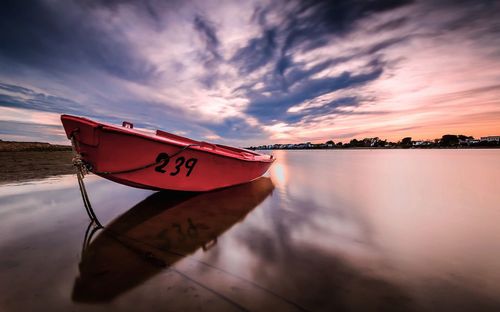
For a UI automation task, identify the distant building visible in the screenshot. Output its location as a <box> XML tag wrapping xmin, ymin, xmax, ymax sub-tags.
<box><xmin>459</xmin><ymin>138</ymin><xmax>480</xmax><ymax>145</ymax></box>
<box><xmin>413</xmin><ymin>140</ymin><xmax>432</xmax><ymax>146</ymax></box>
<box><xmin>480</xmin><ymin>136</ymin><xmax>500</xmax><ymax>142</ymax></box>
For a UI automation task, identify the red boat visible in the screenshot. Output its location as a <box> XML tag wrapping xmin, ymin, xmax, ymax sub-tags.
<box><xmin>61</xmin><ymin>115</ymin><xmax>274</xmax><ymax>191</ymax></box>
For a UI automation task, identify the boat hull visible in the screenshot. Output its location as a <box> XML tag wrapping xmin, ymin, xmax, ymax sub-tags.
<box><xmin>61</xmin><ymin>115</ymin><xmax>274</xmax><ymax>191</ymax></box>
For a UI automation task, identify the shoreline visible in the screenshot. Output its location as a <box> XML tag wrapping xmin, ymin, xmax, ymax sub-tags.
<box><xmin>0</xmin><ymin>150</ymin><xmax>74</xmax><ymax>184</ymax></box>
<box><xmin>0</xmin><ymin>140</ymin><xmax>72</xmax><ymax>152</ymax></box>
<box><xmin>1</xmin><ymin>142</ymin><xmax>498</xmax><ymax>185</ymax></box>
<box><xmin>252</xmin><ymin>146</ymin><xmax>500</xmax><ymax>151</ymax></box>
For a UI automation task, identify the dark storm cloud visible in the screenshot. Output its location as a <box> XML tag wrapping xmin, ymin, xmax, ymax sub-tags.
<box><xmin>0</xmin><ymin>82</ymin><xmax>204</xmax><ymax>140</ymax></box>
<box><xmin>0</xmin><ymin>83</ymin><xmax>37</xmax><ymax>97</ymax></box>
<box><xmin>0</xmin><ymin>0</ymin><xmax>156</xmax><ymax>82</ymax></box>
<box><xmin>245</xmin><ymin>65</ymin><xmax>384</xmax><ymax>123</ymax></box>
<box><xmin>0</xmin><ymin>83</ymin><xmax>83</xmax><ymax>115</ymax></box>
<box><xmin>280</xmin><ymin>0</ymin><xmax>413</xmax><ymax>53</ymax></box>
<box><xmin>193</xmin><ymin>14</ymin><xmax>221</xmax><ymax>62</ymax></box>
<box><xmin>231</xmin><ymin>0</ymin><xmax>413</xmax><ymax>75</ymax></box>
<box><xmin>231</xmin><ymin>28</ymin><xmax>277</xmax><ymax>75</ymax></box>
<box><xmin>230</xmin><ymin>0</ymin><xmax>414</xmax><ymax>124</ymax></box>
<box><xmin>371</xmin><ymin>17</ymin><xmax>409</xmax><ymax>33</ymax></box>
<box><xmin>82</xmin><ymin>0</ymin><xmax>163</xmax><ymax>25</ymax></box>
<box><xmin>274</xmin><ymin>57</ymin><xmax>349</xmax><ymax>91</ymax></box>
<box><xmin>200</xmin><ymin>117</ymin><xmax>266</xmax><ymax>140</ymax></box>
<box><xmin>285</xmin><ymin>97</ymin><xmax>359</xmax><ymax>123</ymax></box>
<box><xmin>193</xmin><ymin>14</ymin><xmax>224</xmax><ymax>88</ymax></box>
<box><xmin>438</xmin><ymin>1</ymin><xmax>500</xmax><ymax>37</ymax></box>
<box><xmin>366</xmin><ymin>37</ymin><xmax>409</xmax><ymax>54</ymax></box>
<box><xmin>0</xmin><ymin>120</ymin><xmax>66</xmax><ymax>142</ymax></box>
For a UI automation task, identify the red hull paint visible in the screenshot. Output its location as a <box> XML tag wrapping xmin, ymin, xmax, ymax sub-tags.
<box><xmin>61</xmin><ymin>115</ymin><xmax>274</xmax><ymax>191</ymax></box>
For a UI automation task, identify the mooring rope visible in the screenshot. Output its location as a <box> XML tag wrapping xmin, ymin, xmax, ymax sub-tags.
<box><xmin>71</xmin><ymin>134</ymin><xmax>103</xmax><ymax>228</ymax></box>
<box><xmin>91</xmin><ymin>143</ymin><xmax>200</xmax><ymax>175</ymax></box>
<box><xmin>69</xmin><ymin>130</ymin><xmax>197</xmax><ymax>226</ymax></box>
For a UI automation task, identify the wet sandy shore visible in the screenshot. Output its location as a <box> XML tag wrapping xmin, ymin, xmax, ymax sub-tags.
<box><xmin>0</xmin><ymin>150</ymin><xmax>74</xmax><ymax>184</ymax></box>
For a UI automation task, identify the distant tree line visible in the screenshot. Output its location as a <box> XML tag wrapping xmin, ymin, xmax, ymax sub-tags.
<box><xmin>247</xmin><ymin>134</ymin><xmax>500</xmax><ymax>150</ymax></box>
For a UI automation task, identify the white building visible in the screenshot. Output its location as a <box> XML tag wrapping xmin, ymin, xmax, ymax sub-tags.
<box><xmin>480</xmin><ymin>136</ymin><xmax>500</xmax><ymax>142</ymax></box>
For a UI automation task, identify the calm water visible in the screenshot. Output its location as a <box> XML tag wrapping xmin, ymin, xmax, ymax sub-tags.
<box><xmin>1</xmin><ymin>150</ymin><xmax>500</xmax><ymax>311</ymax></box>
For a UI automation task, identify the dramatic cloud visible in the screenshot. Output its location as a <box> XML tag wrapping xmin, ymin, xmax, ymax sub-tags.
<box><xmin>1</xmin><ymin>0</ymin><xmax>499</xmax><ymax>144</ymax></box>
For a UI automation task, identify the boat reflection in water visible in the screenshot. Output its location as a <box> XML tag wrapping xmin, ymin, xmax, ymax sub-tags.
<box><xmin>72</xmin><ymin>177</ymin><xmax>274</xmax><ymax>303</ymax></box>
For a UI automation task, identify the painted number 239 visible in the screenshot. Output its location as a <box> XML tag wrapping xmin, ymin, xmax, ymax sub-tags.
<box><xmin>154</xmin><ymin>153</ymin><xmax>198</xmax><ymax>177</ymax></box>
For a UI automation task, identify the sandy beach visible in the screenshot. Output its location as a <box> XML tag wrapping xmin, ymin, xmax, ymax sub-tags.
<box><xmin>0</xmin><ymin>141</ymin><xmax>74</xmax><ymax>184</ymax></box>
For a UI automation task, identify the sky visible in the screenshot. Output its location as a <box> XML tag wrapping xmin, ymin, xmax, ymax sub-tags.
<box><xmin>1</xmin><ymin>0</ymin><xmax>500</xmax><ymax>145</ymax></box>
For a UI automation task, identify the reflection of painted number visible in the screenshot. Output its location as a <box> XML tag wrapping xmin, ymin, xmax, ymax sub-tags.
<box><xmin>155</xmin><ymin>153</ymin><xmax>198</xmax><ymax>177</ymax></box>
